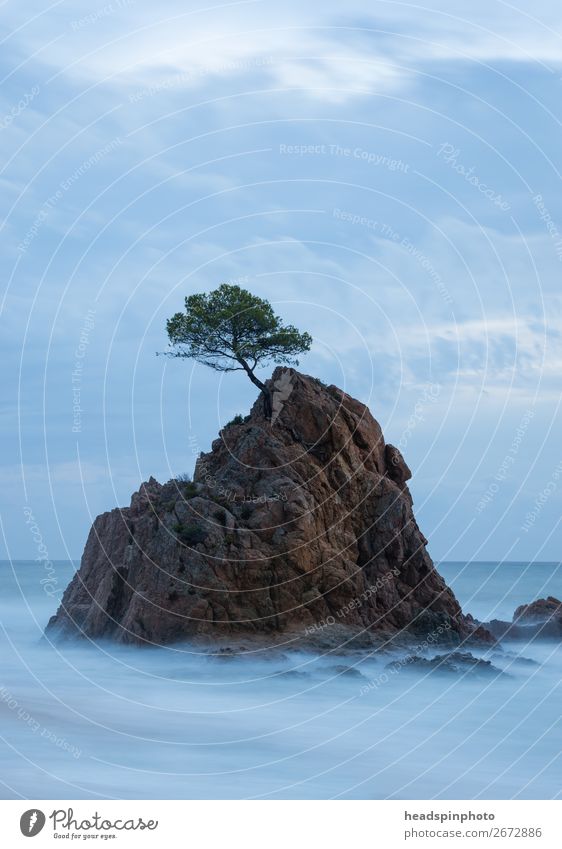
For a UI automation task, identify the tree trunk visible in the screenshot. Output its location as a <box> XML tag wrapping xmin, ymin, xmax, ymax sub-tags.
<box><xmin>237</xmin><ymin>358</ymin><xmax>272</xmax><ymax>420</ymax></box>
<box><xmin>262</xmin><ymin>385</ymin><xmax>272</xmax><ymax>419</ymax></box>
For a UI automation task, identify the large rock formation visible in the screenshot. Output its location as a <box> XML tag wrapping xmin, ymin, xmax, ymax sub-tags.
<box><xmin>47</xmin><ymin>369</ymin><xmax>489</xmax><ymax>649</ymax></box>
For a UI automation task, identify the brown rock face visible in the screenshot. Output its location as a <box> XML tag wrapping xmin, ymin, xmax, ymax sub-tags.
<box><xmin>46</xmin><ymin>369</ymin><xmax>485</xmax><ymax>648</ymax></box>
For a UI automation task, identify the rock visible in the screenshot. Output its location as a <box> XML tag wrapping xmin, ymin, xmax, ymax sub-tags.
<box><xmin>386</xmin><ymin>651</ymin><xmax>503</xmax><ymax>677</ymax></box>
<box><xmin>489</xmin><ymin>650</ymin><xmax>538</xmax><ymax>668</ymax></box>
<box><xmin>514</xmin><ymin>596</ymin><xmax>562</xmax><ymax>625</ymax></box>
<box><xmin>46</xmin><ymin>368</ymin><xmax>492</xmax><ymax>649</ymax></box>
<box><xmin>384</xmin><ymin>444</ymin><xmax>412</xmax><ymax>487</ymax></box>
<box><xmin>484</xmin><ymin>597</ymin><xmax>562</xmax><ymax>641</ymax></box>
<box><xmin>484</xmin><ymin>620</ymin><xmax>530</xmax><ymax>641</ymax></box>
<box><xmin>331</xmin><ymin>664</ymin><xmax>366</xmax><ymax>679</ymax></box>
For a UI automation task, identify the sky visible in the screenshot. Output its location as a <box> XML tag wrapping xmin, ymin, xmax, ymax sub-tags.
<box><xmin>1</xmin><ymin>0</ymin><xmax>561</xmax><ymax>562</ymax></box>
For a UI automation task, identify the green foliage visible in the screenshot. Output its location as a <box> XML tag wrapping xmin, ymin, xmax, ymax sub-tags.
<box><xmin>213</xmin><ymin>508</ymin><xmax>227</xmax><ymax>525</ymax></box>
<box><xmin>223</xmin><ymin>412</ymin><xmax>251</xmax><ymax>428</ymax></box>
<box><xmin>181</xmin><ymin>481</ymin><xmax>198</xmax><ymax>499</ymax></box>
<box><xmin>162</xmin><ymin>284</ymin><xmax>312</xmax><ymax>376</ymax></box>
<box><xmin>326</xmin><ymin>384</ymin><xmax>344</xmax><ymax>403</ymax></box>
<box><xmin>224</xmin><ymin>413</ymin><xmax>245</xmax><ymax>427</ymax></box>
<box><xmin>172</xmin><ymin>522</ymin><xmax>207</xmax><ymax>546</ymax></box>
<box><xmin>311</xmin><ymin>376</ymin><xmax>327</xmax><ymax>388</ymax></box>
<box><xmin>176</xmin><ymin>473</ymin><xmax>192</xmax><ymax>482</ymax></box>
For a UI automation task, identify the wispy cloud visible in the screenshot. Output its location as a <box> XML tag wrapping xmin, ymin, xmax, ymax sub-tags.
<box><xmin>5</xmin><ymin>1</ymin><xmax>562</xmax><ymax>100</ymax></box>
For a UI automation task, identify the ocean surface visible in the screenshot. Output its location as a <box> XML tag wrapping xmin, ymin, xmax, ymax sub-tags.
<box><xmin>1</xmin><ymin>559</ymin><xmax>561</xmax><ymax>800</ymax></box>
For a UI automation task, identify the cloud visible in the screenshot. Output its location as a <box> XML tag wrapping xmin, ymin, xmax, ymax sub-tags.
<box><xmin>1</xmin><ymin>5</ymin><xmax>406</xmax><ymax>100</ymax></box>
<box><xmin>3</xmin><ymin>1</ymin><xmax>562</xmax><ymax>560</ymax></box>
<box><xmin>5</xmin><ymin>1</ymin><xmax>562</xmax><ymax>103</ymax></box>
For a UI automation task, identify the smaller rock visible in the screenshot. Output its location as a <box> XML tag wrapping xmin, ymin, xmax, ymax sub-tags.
<box><xmin>485</xmin><ymin>619</ymin><xmax>531</xmax><ymax>640</ymax></box>
<box><xmin>514</xmin><ymin>596</ymin><xmax>562</xmax><ymax>625</ymax></box>
<box><xmin>384</xmin><ymin>444</ymin><xmax>412</xmax><ymax>486</ymax></box>
<box><xmin>489</xmin><ymin>650</ymin><xmax>538</xmax><ymax>667</ymax></box>
<box><xmin>386</xmin><ymin>651</ymin><xmax>503</xmax><ymax>677</ymax></box>
<box><xmin>331</xmin><ymin>664</ymin><xmax>365</xmax><ymax>679</ymax></box>
<box><xmin>485</xmin><ymin>597</ymin><xmax>562</xmax><ymax>641</ymax></box>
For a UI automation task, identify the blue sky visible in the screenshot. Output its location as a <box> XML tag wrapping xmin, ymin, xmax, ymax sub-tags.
<box><xmin>1</xmin><ymin>0</ymin><xmax>561</xmax><ymax>562</ymax></box>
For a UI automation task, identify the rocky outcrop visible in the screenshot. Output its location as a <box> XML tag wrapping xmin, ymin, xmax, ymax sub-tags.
<box><xmin>46</xmin><ymin>369</ymin><xmax>490</xmax><ymax>649</ymax></box>
<box><xmin>486</xmin><ymin>596</ymin><xmax>562</xmax><ymax>641</ymax></box>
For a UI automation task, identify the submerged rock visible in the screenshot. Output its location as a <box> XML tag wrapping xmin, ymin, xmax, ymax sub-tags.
<box><xmin>386</xmin><ymin>651</ymin><xmax>503</xmax><ymax>677</ymax></box>
<box><xmin>331</xmin><ymin>664</ymin><xmax>366</xmax><ymax>679</ymax></box>
<box><xmin>46</xmin><ymin>369</ymin><xmax>492</xmax><ymax>649</ymax></box>
<box><xmin>489</xmin><ymin>650</ymin><xmax>538</xmax><ymax>668</ymax></box>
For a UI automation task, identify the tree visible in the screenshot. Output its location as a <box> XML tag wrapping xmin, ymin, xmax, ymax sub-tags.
<box><xmin>161</xmin><ymin>284</ymin><xmax>312</xmax><ymax>418</ymax></box>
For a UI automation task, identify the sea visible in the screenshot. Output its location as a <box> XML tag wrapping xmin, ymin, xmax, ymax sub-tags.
<box><xmin>1</xmin><ymin>560</ymin><xmax>561</xmax><ymax>799</ymax></box>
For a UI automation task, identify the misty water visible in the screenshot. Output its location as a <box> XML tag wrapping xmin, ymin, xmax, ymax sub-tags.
<box><xmin>1</xmin><ymin>560</ymin><xmax>561</xmax><ymax>799</ymax></box>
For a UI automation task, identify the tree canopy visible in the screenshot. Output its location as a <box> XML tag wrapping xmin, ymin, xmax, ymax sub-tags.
<box><xmin>162</xmin><ymin>284</ymin><xmax>312</xmax><ymax>416</ymax></box>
